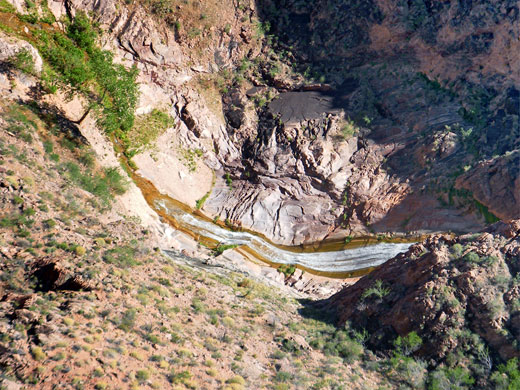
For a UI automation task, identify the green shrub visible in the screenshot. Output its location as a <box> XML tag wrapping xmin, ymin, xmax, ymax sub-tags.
<box><xmin>195</xmin><ymin>191</ymin><xmax>210</xmax><ymax>210</ymax></box>
<box><xmin>429</xmin><ymin>366</ymin><xmax>475</xmax><ymax>390</ymax></box>
<box><xmin>278</xmin><ymin>264</ymin><xmax>296</xmax><ymax>277</ymax></box>
<box><xmin>118</xmin><ymin>308</ymin><xmax>137</xmax><ymax>331</ymax></box>
<box><xmin>336</xmin><ymin>338</ymin><xmax>363</xmax><ymax>362</ymax></box>
<box><xmin>226</xmin><ymin>376</ymin><xmax>245</xmax><ymax>385</ymax></box>
<box><xmin>388</xmin><ymin>354</ymin><xmax>427</xmax><ymax>388</ymax></box>
<box><xmin>451</xmin><ymin>243</ymin><xmax>463</xmax><ymax>257</ymax></box>
<box><xmin>79</xmin><ymin>152</ymin><xmax>95</xmax><ymax>167</ymax></box>
<box><xmin>191</xmin><ymin>297</ymin><xmax>205</xmax><ymax>313</ymax></box>
<box><xmin>212</xmin><ymin>243</ymin><xmax>238</xmax><ymax>256</ymax></box>
<box><xmin>35</xmin><ymin>12</ymin><xmax>139</xmax><ymax>134</ymax></box>
<box><xmin>103</xmin><ymin>245</ymin><xmax>139</xmax><ymax>268</ymax></box>
<box><xmin>94</xmin><ymin>237</ymin><xmax>106</xmax><ymax>247</ymax></box>
<box><xmin>31</xmin><ymin>346</ymin><xmax>46</xmax><ymax>361</ymax></box>
<box><xmin>123</xmin><ymin>109</ymin><xmax>174</xmax><ymax>155</ymax></box>
<box><xmin>463</xmin><ymin>252</ymin><xmax>480</xmax><ymax>264</ymax></box>
<box><xmin>225</xmin><ymin>172</ymin><xmax>233</xmax><ymax>189</ymax></box>
<box><xmin>169</xmin><ymin>370</ymin><xmax>192</xmax><ymax>384</ymax></box>
<box><xmin>491</xmin><ymin>358</ymin><xmax>520</xmax><ymax>390</ymax></box>
<box><xmin>474</xmin><ymin>200</ymin><xmax>500</xmax><ymax>224</ymax></box>
<box><xmin>394</xmin><ymin>331</ymin><xmax>422</xmax><ymax>356</ymax></box>
<box><xmin>0</xmin><ymin>0</ymin><xmax>15</xmax><ymax>12</ymax></box>
<box><xmin>75</xmin><ymin>245</ymin><xmax>86</xmax><ymax>256</ymax></box>
<box><xmin>66</xmin><ymin>11</ymin><xmax>97</xmax><ymax>52</ymax></box>
<box><xmin>340</xmin><ymin>119</ymin><xmax>357</xmax><ymax>139</ymax></box>
<box><xmin>8</xmin><ymin>48</ymin><xmax>35</xmax><ymax>74</ymax></box>
<box><xmin>361</xmin><ymin>280</ymin><xmax>390</xmax><ymax>300</ymax></box>
<box><xmin>64</xmin><ymin>162</ymin><xmax>127</xmax><ymax>204</ymax></box>
<box><xmin>136</xmin><ymin>369</ymin><xmax>150</xmax><ymax>382</ymax></box>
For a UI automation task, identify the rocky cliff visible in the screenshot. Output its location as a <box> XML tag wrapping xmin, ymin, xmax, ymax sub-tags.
<box><xmin>5</xmin><ymin>0</ymin><xmax>516</xmax><ymax>246</ymax></box>
<box><xmin>243</xmin><ymin>0</ymin><xmax>520</xmax><ymax>242</ymax></box>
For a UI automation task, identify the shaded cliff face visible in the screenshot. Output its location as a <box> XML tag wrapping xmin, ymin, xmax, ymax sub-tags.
<box><xmin>238</xmin><ymin>0</ymin><xmax>519</xmax><ymax>231</ymax></box>
<box><xmin>191</xmin><ymin>0</ymin><xmax>520</xmax><ymax>244</ymax></box>
<box><xmin>326</xmin><ymin>220</ymin><xmax>520</xmax><ymax>381</ymax></box>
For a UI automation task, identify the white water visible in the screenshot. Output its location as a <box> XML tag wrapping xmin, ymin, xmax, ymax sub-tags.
<box><xmin>156</xmin><ymin>200</ymin><xmax>413</xmax><ymax>273</ymax></box>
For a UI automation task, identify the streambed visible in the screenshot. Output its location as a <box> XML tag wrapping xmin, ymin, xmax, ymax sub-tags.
<box><xmin>121</xmin><ymin>150</ymin><xmax>415</xmax><ymax>277</ymax></box>
<box><xmin>154</xmin><ymin>197</ymin><xmax>414</xmax><ymax>276</ymax></box>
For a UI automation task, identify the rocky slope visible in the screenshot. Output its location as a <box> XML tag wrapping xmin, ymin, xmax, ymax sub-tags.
<box><xmin>325</xmin><ymin>220</ymin><xmax>520</xmax><ymax>388</ymax></box>
<box><xmin>0</xmin><ymin>42</ymin><xmax>373</xmax><ymax>389</ymax></box>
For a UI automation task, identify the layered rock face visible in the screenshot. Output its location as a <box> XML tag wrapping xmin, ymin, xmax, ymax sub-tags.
<box><xmin>220</xmin><ymin>0</ymin><xmax>520</xmax><ymax>243</ymax></box>
<box><xmin>14</xmin><ymin>0</ymin><xmax>518</xmax><ymax>245</ymax></box>
<box><xmin>204</xmin><ymin>0</ymin><xmax>519</xmax><ymax>244</ymax></box>
<box><xmin>327</xmin><ymin>220</ymin><xmax>520</xmax><ymax>363</ymax></box>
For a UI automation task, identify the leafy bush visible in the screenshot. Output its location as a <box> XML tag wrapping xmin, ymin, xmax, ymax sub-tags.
<box><xmin>225</xmin><ymin>172</ymin><xmax>233</xmax><ymax>188</ymax></box>
<box><xmin>340</xmin><ymin>119</ymin><xmax>357</xmax><ymax>139</ymax></box>
<box><xmin>212</xmin><ymin>243</ymin><xmax>238</xmax><ymax>256</ymax></box>
<box><xmin>103</xmin><ymin>245</ymin><xmax>139</xmax><ymax>268</ymax></box>
<box><xmin>226</xmin><ymin>375</ymin><xmax>246</xmax><ymax>385</ymax></box>
<box><xmin>8</xmin><ymin>48</ymin><xmax>36</xmax><ymax>74</ymax></box>
<box><xmin>135</xmin><ymin>369</ymin><xmax>150</xmax><ymax>382</ymax></box>
<box><xmin>118</xmin><ymin>308</ymin><xmax>137</xmax><ymax>331</ymax></box>
<box><xmin>169</xmin><ymin>370</ymin><xmax>192</xmax><ymax>384</ymax></box>
<box><xmin>66</xmin><ymin>11</ymin><xmax>97</xmax><ymax>52</ymax></box>
<box><xmin>122</xmin><ymin>109</ymin><xmax>175</xmax><ymax>155</ymax></box>
<box><xmin>64</xmin><ymin>162</ymin><xmax>127</xmax><ymax>204</ymax></box>
<box><xmin>0</xmin><ymin>0</ymin><xmax>15</xmax><ymax>12</ymax></box>
<box><xmin>195</xmin><ymin>191</ymin><xmax>210</xmax><ymax>210</ymax></box>
<box><xmin>387</xmin><ymin>354</ymin><xmax>427</xmax><ymax>389</ymax></box>
<box><xmin>394</xmin><ymin>331</ymin><xmax>422</xmax><ymax>356</ymax></box>
<box><xmin>361</xmin><ymin>279</ymin><xmax>390</xmax><ymax>300</ymax></box>
<box><xmin>491</xmin><ymin>358</ymin><xmax>520</xmax><ymax>390</ymax></box>
<box><xmin>428</xmin><ymin>366</ymin><xmax>475</xmax><ymax>390</ymax></box>
<box><xmin>335</xmin><ymin>338</ymin><xmax>363</xmax><ymax>363</ymax></box>
<box><xmin>5</xmin><ymin>105</ymin><xmax>37</xmax><ymax>144</ymax></box>
<box><xmin>463</xmin><ymin>251</ymin><xmax>480</xmax><ymax>264</ymax></box>
<box><xmin>311</xmin><ymin>328</ymin><xmax>364</xmax><ymax>363</ymax></box>
<box><xmin>31</xmin><ymin>346</ymin><xmax>46</xmax><ymax>361</ymax></box>
<box><xmin>74</xmin><ymin>246</ymin><xmax>86</xmax><ymax>256</ymax></box>
<box><xmin>278</xmin><ymin>264</ymin><xmax>296</xmax><ymax>277</ymax></box>
<box><xmin>451</xmin><ymin>243</ymin><xmax>463</xmax><ymax>257</ymax></box>
<box><xmin>35</xmin><ymin>12</ymin><xmax>139</xmax><ymax>134</ymax></box>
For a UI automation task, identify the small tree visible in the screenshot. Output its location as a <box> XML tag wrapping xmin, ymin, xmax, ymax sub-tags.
<box><xmin>394</xmin><ymin>331</ymin><xmax>422</xmax><ymax>356</ymax></box>
<box><xmin>361</xmin><ymin>279</ymin><xmax>391</xmax><ymax>300</ymax></box>
<box><xmin>36</xmin><ymin>12</ymin><xmax>139</xmax><ymax>133</ymax></box>
<box><xmin>491</xmin><ymin>358</ymin><xmax>520</xmax><ymax>390</ymax></box>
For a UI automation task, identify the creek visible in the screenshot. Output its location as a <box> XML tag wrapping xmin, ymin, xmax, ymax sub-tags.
<box><xmin>127</xmin><ymin>166</ymin><xmax>415</xmax><ymax>277</ymax></box>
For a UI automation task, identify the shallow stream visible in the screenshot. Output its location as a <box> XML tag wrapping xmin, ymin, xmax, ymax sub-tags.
<box><xmin>157</xmin><ymin>197</ymin><xmax>413</xmax><ymax>275</ymax></box>
<box><xmin>127</xmin><ymin>166</ymin><xmax>415</xmax><ymax>277</ymax></box>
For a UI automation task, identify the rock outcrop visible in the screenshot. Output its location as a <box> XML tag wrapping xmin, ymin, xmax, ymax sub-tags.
<box><xmin>0</xmin><ymin>31</ymin><xmax>42</xmax><ymax>74</ymax></box>
<box><xmin>199</xmin><ymin>0</ymin><xmax>520</xmax><ymax>244</ymax></box>
<box><xmin>327</xmin><ymin>220</ymin><xmax>520</xmax><ymax>363</ymax></box>
<box><xmin>30</xmin><ymin>258</ymin><xmax>93</xmax><ymax>292</ymax></box>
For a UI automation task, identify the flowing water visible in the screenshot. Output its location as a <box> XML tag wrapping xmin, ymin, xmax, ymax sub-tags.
<box><xmin>154</xmin><ymin>196</ymin><xmax>414</xmax><ymax>276</ymax></box>
<box><xmin>121</xmin><ymin>152</ymin><xmax>416</xmax><ymax>277</ymax></box>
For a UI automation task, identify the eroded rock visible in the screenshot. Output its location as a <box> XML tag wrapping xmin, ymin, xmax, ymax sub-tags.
<box><xmin>327</xmin><ymin>220</ymin><xmax>520</xmax><ymax>361</ymax></box>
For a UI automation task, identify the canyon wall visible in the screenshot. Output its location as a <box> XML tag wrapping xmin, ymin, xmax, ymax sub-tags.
<box><xmin>7</xmin><ymin>0</ymin><xmax>519</xmax><ymax>246</ymax></box>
